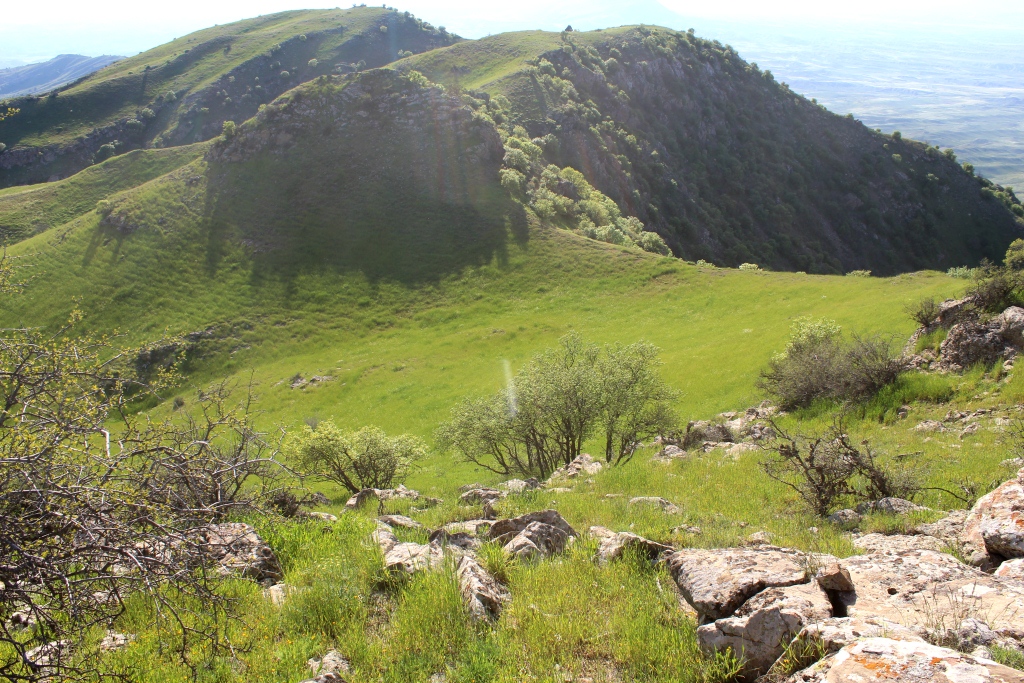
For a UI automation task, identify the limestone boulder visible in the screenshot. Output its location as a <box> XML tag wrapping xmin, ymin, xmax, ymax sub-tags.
<box><xmin>99</xmin><ymin>631</ymin><xmax>135</xmax><ymax>652</ymax></box>
<box><xmin>697</xmin><ymin>581</ymin><xmax>832</xmax><ymax>678</ymax></box>
<box><xmin>665</xmin><ymin>547</ymin><xmax>810</xmax><ymax>620</ymax></box>
<box><xmin>428</xmin><ymin>529</ymin><xmax>480</xmax><ymax>552</ymax></box>
<box><xmin>837</xmin><ymin>549</ymin><xmax>1024</xmax><ymax>634</ymax></box>
<box><xmin>792</xmin><ymin>617</ymin><xmax>925</xmax><ymax>656</ymax></box>
<box><xmin>827</xmin><ymin>509</ymin><xmax>862</xmax><ymax>526</ymax></box>
<box><xmin>963</xmin><ymin>467</ymin><xmax>1024</xmax><ymax>566</ymax></box>
<box><xmin>372</xmin><ymin>521</ymin><xmax>399</xmax><ymax>554</ymax></box>
<box><xmin>683</xmin><ymin>421</ymin><xmax>734</xmax><ymax>449</ymax></box>
<box><xmin>940</xmin><ymin>320</ymin><xmax>1008</xmax><ymax>371</ymax></box>
<box><xmin>456</xmin><ymin>555</ymin><xmax>510</xmax><ymax>621</ymax></box>
<box><xmin>786</xmin><ymin>637</ymin><xmax>1024</xmax><ymax>683</ymax></box>
<box><xmin>547</xmin><ymin>453</ymin><xmax>603</xmax><ymax>481</ymax></box>
<box><xmin>814</xmin><ymin>563</ymin><xmax>855</xmax><ymax>592</ymax></box>
<box><xmin>503</xmin><ymin>521</ymin><xmax>570</xmax><ymax>559</ymax></box>
<box><xmin>590</xmin><ymin>527</ymin><xmax>673</xmax><ymax>563</ymax></box>
<box><xmin>378</xmin><ymin>514</ymin><xmax>423</xmax><ymax>530</ymax></box>
<box><xmin>998</xmin><ymin>306</ymin><xmax>1024</xmax><ymax>346</ymax></box>
<box><xmin>855</xmin><ymin>497</ymin><xmax>927</xmax><ymax>515</ymax></box>
<box><xmin>344</xmin><ymin>489</ymin><xmax>379</xmax><ymax>509</ymax></box>
<box><xmin>459</xmin><ymin>487</ymin><xmax>504</xmax><ymax>505</ymax></box>
<box><xmin>383</xmin><ymin>542</ymin><xmax>444</xmax><ymax>574</ymax></box>
<box><xmin>200</xmin><ymin>523</ymin><xmax>283</xmax><ymax>583</ymax></box>
<box><xmin>443</xmin><ymin>519</ymin><xmax>493</xmax><ymax>536</ymax></box>
<box><xmin>303</xmin><ymin>649</ymin><xmax>350</xmax><ymax>683</ymax></box>
<box><xmin>499</xmin><ymin>478</ymin><xmax>540</xmax><ymax>493</ymax></box>
<box><xmin>487</xmin><ymin>510</ymin><xmax>577</xmax><ymax>545</ymax></box>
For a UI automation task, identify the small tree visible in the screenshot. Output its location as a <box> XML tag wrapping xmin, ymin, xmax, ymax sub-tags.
<box><xmin>1005</xmin><ymin>238</ymin><xmax>1024</xmax><ymax>271</ymax></box>
<box><xmin>293</xmin><ymin>422</ymin><xmax>425</xmax><ymax>493</ymax></box>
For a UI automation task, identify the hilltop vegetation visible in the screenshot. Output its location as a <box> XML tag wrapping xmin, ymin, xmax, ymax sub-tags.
<box><xmin>0</xmin><ymin>7</ymin><xmax>456</xmax><ymax>186</ymax></box>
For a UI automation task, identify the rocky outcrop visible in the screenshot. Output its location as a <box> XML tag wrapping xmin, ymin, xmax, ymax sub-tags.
<box><xmin>200</xmin><ymin>523</ymin><xmax>282</xmax><ymax>583</ymax></box>
<box><xmin>456</xmin><ymin>555</ymin><xmax>510</xmax><ymax>621</ymax></box>
<box><xmin>499</xmin><ymin>478</ymin><xmax>541</xmax><ymax>493</ymax></box>
<box><xmin>855</xmin><ymin>497</ymin><xmax>928</xmax><ymax>515</ymax></box>
<box><xmin>459</xmin><ymin>487</ymin><xmax>504</xmax><ymax>505</ymax></box>
<box><xmin>698</xmin><ymin>581</ymin><xmax>832</xmax><ymax>677</ymax></box>
<box><xmin>487</xmin><ymin>510</ymin><xmax>577</xmax><ymax>545</ymax></box>
<box><xmin>666</xmin><ymin>547</ymin><xmax>811</xmax><ymax>621</ymax></box>
<box><xmin>786</xmin><ymin>637</ymin><xmax>1024</xmax><ymax>683</ymax></box>
<box><xmin>852</xmin><ymin>532</ymin><xmax>945</xmax><ymax>554</ymax></box>
<box><xmin>996</xmin><ymin>558</ymin><xmax>1024</xmax><ymax>583</ymax></box>
<box><xmin>963</xmin><ymin>466</ymin><xmax>1024</xmax><ymax>568</ymax></box>
<box><xmin>546</xmin><ymin>454</ymin><xmax>603</xmax><ymax>482</ymax></box>
<box><xmin>378</xmin><ymin>514</ymin><xmax>423</xmax><ymax>530</ymax></box>
<box><xmin>98</xmin><ymin>631</ymin><xmax>134</xmax><ymax>652</ymax></box>
<box><xmin>302</xmin><ymin>649</ymin><xmax>351</xmax><ymax>683</ymax></box>
<box><xmin>383</xmin><ymin>542</ymin><xmax>444</xmax><ymax>574</ymax></box>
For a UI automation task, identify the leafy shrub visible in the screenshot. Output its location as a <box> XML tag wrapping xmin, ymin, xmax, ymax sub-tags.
<box><xmin>946</xmin><ymin>266</ymin><xmax>977</xmax><ymax>279</ymax></box>
<box><xmin>221</xmin><ymin>120</ymin><xmax>237</xmax><ymax>139</ymax></box>
<box><xmin>0</xmin><ymin>142</ymin><xmax>6</xmax><ymax>154</ymax></box>
<box><xmin>639</xmin><ymin>231</ymin><xmax>670</xmax><ymax>255</ymax></box>
<box><xmin>759</xmin><ymin>318</ymin><xmax>903</xmax><ymax>408</ymax></box>
<box><xmin>292</xmin><ymin>422</ymin><xmax>426</xmax><ymax>493</ymax></box>
<box><xmin>1005</xmin><ymin>238</ymin><xmax>1024</xmax><ymax>270</ymax></box>
<box><xmin>437</xmin><ymin>333</ymin><xmax>676</xmax><ymax>477</ymax></box>
<box><xmin>308</xmin><ymin>58</ymin><xmax>319</xmax><ymax>68</ymax></box>
<box><xmin>280</xmin><ymin>70</ymin><xmax>291</xmax><ymax>78</ymax></box>
<box><xmin>139</xmin><ymin>107</ymin><xmax>155</xmax><ymax>120</ymax></box>
<box><xmin>94</xmin><ymin>143</ymin><xmax>117</xmax><ymax>162</ymax></box>
<box><xmin>738</xmin><ymin>263</ymin><xmax>760</xmax><ymax>271</ymax></box>
<box><xmin>846</xmin><ymin>270</ymin><xmax>871</xmax><ymax>277</ymax></box>
<box><xmin>968</xmin><ymin>265</ymin><xmax>1024</xmax><ymax>313</ymax></box>
<box><xmin>95</xmin><ymin>199</ymin><xmax>115</xmax><ymax>217</ymax></box>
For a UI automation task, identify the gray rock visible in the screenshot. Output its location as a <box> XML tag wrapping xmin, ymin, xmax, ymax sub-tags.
<box><xmin>344</xmin><ymin>488</ymin><xmax>379</xmax><ymax>509</ymax></box>
<box><xmin>487</xmin><ymin>510</ymin><xmax>577</xmax><ymax>545</ymax></box>
<box><xmin>443</xmin><ymin>519</ymin><xmax>493</xmax><ymax>536</ymax></box>
<box><xmin>301</xmin><ymin>511</ymin><xmax>338</xmax><ymax>523</ymax></box>
<box><xmin>940</xmin><ymin>319</ymin><xmax>1009</xmax><ymax>371</ymax></box>
<box><xmin>498</xmin><ymin>477</ymin><xmax>540</xmax><ymax>493</ymax></box>
<box><xmin>697</xmin><ymin>581</ymin><xmax>832</xmax><ymax>679</ymax></box>
<box><xmin>384</xmin><ymin>542</ymin><xmax>444</xmax><ymax>574</ymax></box>
<box><xmin>998</xmin><ymin>306</ymin><xmax>1024</xmax><ymax>346</ymax></box>
<box><xmin>428</xmin><ymin>529</ymin><xmax>480</xmax><ymax>552</ymax></box>
<box><xmin>665</xmin><ymin>547</ymin><xmax>810</xmax><ymax>620</ymax></box>
<box><xmin>303</xmin><ymin>649</ymin><xmax>350</xmax><ymax>683</ymax></box>
<box><xmin>855</xmin><ymin>497</ymin><xmax>927</xmax><ymax>515</ymax></box>
<box><xmin>590</xmin><ymin>527</ymin><xmax>673</xmax><ymax>564</ymax></box>
<box><xmin>264</xmin><ymin>582</ymin><xmax>294</xmax><ymax>606</ymax></box>
<box><xmin>792</xmin><ymin>616</ymin><xmax>925</xmax><ymax>656</ymax></box>
<box><xmin>503</xmin><ymin>521</ymin><xmax>570</xmax><ymax>559</ymax></box>
<box><xmin>456</xmin><ymin>555</ymin><xmax>510</xmax><ymax>621</ymax></box>
<box><xmin>746</xmin><ymin>531</ymin><xmax>774</xmax><ymax>546</ymax></box>
<box><xmin>98</xmin><ymin>631</ymin><xmax>134</xmax><ymax>652</ymax></box>
<box><xmin>995</xmin><ymin>558</ymin><xmax>1024</xmax><ymax>584</ymax></box>
<box><xmin>655</xmin><ymin>444</ymin><xmax>687</xmax><ymax>460</ymax></box>
<box><xmin>683</xmin><ymin>421</ymin><xmax>734</xmax><ymax>449</ymax></box>
<box><xmin>547</xmin><ymin>453</ymin><xmax>603</xmax><ymax>481</ymax></box>
<box><xmin>372</xmin><ymin>521</ymin><xmax>399</xmax><ymax>554</ymax></box>
<box><xmin>827</xmin><ymin>509</ymin><xmax>862</xmax><ymax>526</ymax></box>
<box><xmin>815</xmin><ymin>563</ymin><xmax>855</xmax><ymax>592</ymax></box>
<box><xmin>201</xmin><ymin>523</ymin><xmax>283</xmax><ymax>583</ymax></box>
<box><xmin>628</xmin><ymin>497</ymin><xmax>681</xmax><ymax>514</ymax></box>
<box><xmin>459</xmin><ymin>488</ymin><xmax>504</xmax><ymax>505</ymax></box>
<box><xmin>378</xmin><ymin>514</ymin><xmax>423</xmax><ymax>529</ymax></box>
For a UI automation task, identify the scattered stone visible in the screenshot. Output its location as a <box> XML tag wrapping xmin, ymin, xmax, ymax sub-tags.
<box><xmin>548</xmin><ymin>453</ymin><xmax>603</xmax><ymax>481</ymax></box>
<box><xmin>855</xmin><ymin>497</ymin><xmax>928</xmax><ymax>515</ymax></box>
<box><xmin>456</xmin><ymin>555</ymin><xmax>510</xmax><ymax>621</ymax></box>
<box><xmin>963</xmin><ymin>466</ymin><xmax>1024</xmax><ymax>566</ymax></box>
<box><xmin>654</xmin><ymin>444</ymin><xmax>687</xmax><ymax>461</ymax></box>
<box><xmin>793</xmin><ymin>616</ymin><xmax>925</xmax><ymax>656</ymax></box>
<box><xmin>915</xmin><ymin>509</ymin><xmax>969</xmax><ymax>549</ymax></box>
<box><xmin>383</xmin><ymin>542</ymin><xmax>444</xmax><ymax>574</ymax></box>
<box><xmin>1001</xmin><ymin>457</ymin><xmax>1024</xmax><ymax>470</ymax></box>
<box><xmin>665</xmin><ymin>547</ymin><xmax>810</xmax><ymax>620</ymax></box>
<box><xmin>683</xmin><ymin>421</ymin><xmax>734</xmax><ymax>449</ymax></box>
<box><xmin>459</xmin><ymin>488</ymin><xmax>504</xmax><ymax>505</ymax></box>
<box><xmin>956</xmin><ymin>617</ymin><xmax>998</xmax><ymax>648</ymax></box>
<box><xmin>8</xmin><ymin>610</ymin><xmax>36</xmax><ymax>631</ymax></box>
<box><xmin>443</xmin><ymin>519</ymin><xmax>492</xmax><ymax>536</ymax></box>
<box><xmin>264</xmin><ymin>583</ymin><xmax>294</xmax><ymax>606</ymax></box>
<box><xmin>378</xmin><ymin>484</ymin><xmax>421</xmax><ymax>501</ymax></box>
<box><xmin>25</xmin><ymin>640</ymin><xmax>71</xmax><ymax>671</ymax></box>
<box><xmin>590</xmin><ymin>527</ymin><xmax>673</xmax><ymax>564</ymax></box>
<box><xmin>498</xmin><ymin>478</ymin><xmax>540</xmax><ymax>493</ymax></box>
<box><xmin>827</xmin><ymin>509</ymin><xmax>862</xmax><ymax>526</ymax></box>
<box><xmin>852</xmin><ymin>533</ymin><xmax>945</xmax><ymax>554</ymax></box>
<box><xmin>960</xmin><ymin>422</ymin><xmax>980</xmax><ymax>439</ymax></box>
<box><xmin>304</xmin><ymin>649</ymin><xmax>350</xmax><ymax>683</ymax></box>
<box><xmin>746</xmin><ymin>531</ymin><xmax>774</xmax><ymax>546</ymax></box>
<box><xmin>671</xmin><ymin>525</ymin><xmax>703</xmax><ymax>536</ymax></box>
<box><xmin>698</xmin><ymin>581</ymin><xmax>832</xmax><ymax>678</ymax></box>
<box><xmin>372</xmin><ymin>521</ymin><xmax>399</xmax><ymax>554</ymax></box>
<box><xmin>915</xmin><ymin>420</ymin><xmax>946</xmax><ymax>433</ymax></box>
<box><xmin>99</xmin><ymin>631</ymin><xmax>135</xmax><ymax>652</ymax></box>
<box><xmin>788</xmin><ymin>637</ymin><xmax>1024</xmax><ymax>683</ymax></box>
<box><xmin>428</xmin><ymin>529</ymin><xmax>479</xmax><ymax>552</ymax></box>
<box><xmin>378</xmin><ymin>514</ymin><xmax>423</xmax><ymax>530</ymax></box>
<box><xmin>344</xmin><ymin>489</ymin><xmax>379</xmax><ymax>509</ymax></box>
<box><xmin>627</xmin><ymin>497</ymin><xmax>681</xmax><ymax>514</ymax></box>
<box><xmin>815</xmin><ymin>563</ymin><xmax>855</xmax><ymax>593</ymax></box>
<box><xmin>301</xmin><ymin>511</ymin><xmax>338</xmax><ymax>523</ymax></box>
<box><xmin>503</xmin><ymin>521</ymin><xmax>571</xmax><ymax>559</ymax></box>
<box><xmin>487</xmin><ymin>510</ymin><xmax>577</xmax><ymax>545</ymax></box>
<box><xmin>201</xmin><ymin>523</ymin><xmax>283</xmax><ymax>583</ymax></box>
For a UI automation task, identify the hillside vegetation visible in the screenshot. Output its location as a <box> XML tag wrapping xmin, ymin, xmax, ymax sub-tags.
<box><xmin>0</xmin><ymin>7</ymin><xmax>456</xmax><ymax>186</ymax></box>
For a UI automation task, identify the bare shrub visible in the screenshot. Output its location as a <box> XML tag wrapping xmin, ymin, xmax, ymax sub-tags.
<box><xmin>908</xmin><ymin>297</ymin><xmax>940</xmax><ymax>328</ymax></box>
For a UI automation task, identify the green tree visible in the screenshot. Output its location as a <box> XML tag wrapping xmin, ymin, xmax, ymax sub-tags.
<box><xmin>1005</xmin><ymin>238</ymin><xmax>1024</xmax><ymax>270</ymax></box>
<box><xmin>293</xmin><ymin>422</ymin><xmax>426</xmax><ymax>493</ymax></box>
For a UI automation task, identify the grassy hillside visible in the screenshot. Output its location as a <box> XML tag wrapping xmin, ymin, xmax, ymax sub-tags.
<box><xmin>0</xmin><ymin>7</ymin><xmax>457</xmax><ymax>187</ymax></box>
<box><xmin>7</xmin><ymin>61</ymin><xmax>1024</xmax><ymax>683</ymax></box>
<box><xmin>397</xmin><ymin>27</ymin><xmax>1024</xmax><ymax>274</ymax></box>
<box><xmin>0</xmin><ymin>143</ymin><xmax>206</xmax><ymax>244</ymax></box>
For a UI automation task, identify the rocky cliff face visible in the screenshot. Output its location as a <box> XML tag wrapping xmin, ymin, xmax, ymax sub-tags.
<box><xmin>485</xmin><ymin>28</ymin><xmax>1023</xmax><ymax>274</ymax></box>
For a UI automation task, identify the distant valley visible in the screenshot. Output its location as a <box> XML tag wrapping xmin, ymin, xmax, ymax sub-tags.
<box><xmin>0</xmin><ymin>53</ymin><xmax>123</xmax><ymax>98</ymax></box>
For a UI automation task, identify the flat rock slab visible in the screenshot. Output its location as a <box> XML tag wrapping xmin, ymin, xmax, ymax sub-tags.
<box><xmin>590</xmin><ymin>527</ymin><xmax>673</xmax><ymax>563</ymax></box>
<box><xmin>838</xmin><ymin>549</ymin><xmax>1024</xmax><ymax>633</ymax></box>
<box><xmin>487</xmin><ymin>510</ymin><xmax>577</xmax><ymax>545</ymax></box>
<box><xmin>787</xmin><ymin>637</ymin><xmax>1024</xmax><ymax>683</ymax></box>
<box><xmin>698</xmin><ymin>581</ymin><xmax>832</xmax><ymax>678</ymax></box>
<box><xmin>443</xmin><ymin>519</ymin><xmax>492</xmax><ymax>536</ymax></box>
<box><xmin>666</xmin><ymin>547</ymin><xmax>811</xmax><ymax>620</ymax></box>
<box><xmin>794</xmin><ymin>617</ymin><xmax>925</xmax><ymax>656</ymax></box>
<box><xmin>503</xmin><ymin>521</ymin><xmax>570</xmax><ymax>559</ymax></box>
<box><xmin>853</xmin><ymin>533</ymin><xmax>945</xmax><ymax>554</ymax></box>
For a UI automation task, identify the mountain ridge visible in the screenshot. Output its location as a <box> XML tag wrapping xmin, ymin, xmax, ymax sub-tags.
<box><xmin>0</xmin><ymin>54</ymin><xmax>124</xmax><ymax>98</ymax></box>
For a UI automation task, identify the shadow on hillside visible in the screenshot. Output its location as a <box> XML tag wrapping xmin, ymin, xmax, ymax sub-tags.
<box><xmin>200</xmin><ymin>128</ymin><xmax>527</xmax><ymax>287</ymax></box>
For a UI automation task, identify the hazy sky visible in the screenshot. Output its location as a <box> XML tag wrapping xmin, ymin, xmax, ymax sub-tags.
<box><xmin>2</xmin><ymin>0</ymin><xmax>1022</xmax><ymax>64</ymax></box>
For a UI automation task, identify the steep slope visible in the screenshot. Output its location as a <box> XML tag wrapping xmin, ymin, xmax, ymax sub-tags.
<box><xmin>0</xmin><ymin>143</ymin><xmax>206</xmax><ymax>244</ymax></box>
<box><xmin>399</xmin><ymin>27</ymin><xmax>1024</xmax><ymax>274</ymax></box>
<box><xmin>0</xmin><ymin>54</ymin><xmax>124</xmax><ymax>98</ymax></box>
<box><xmin>0</xmin><ymin>7</ymin><xmax>457</xmax><ymax>187</ymax></box>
